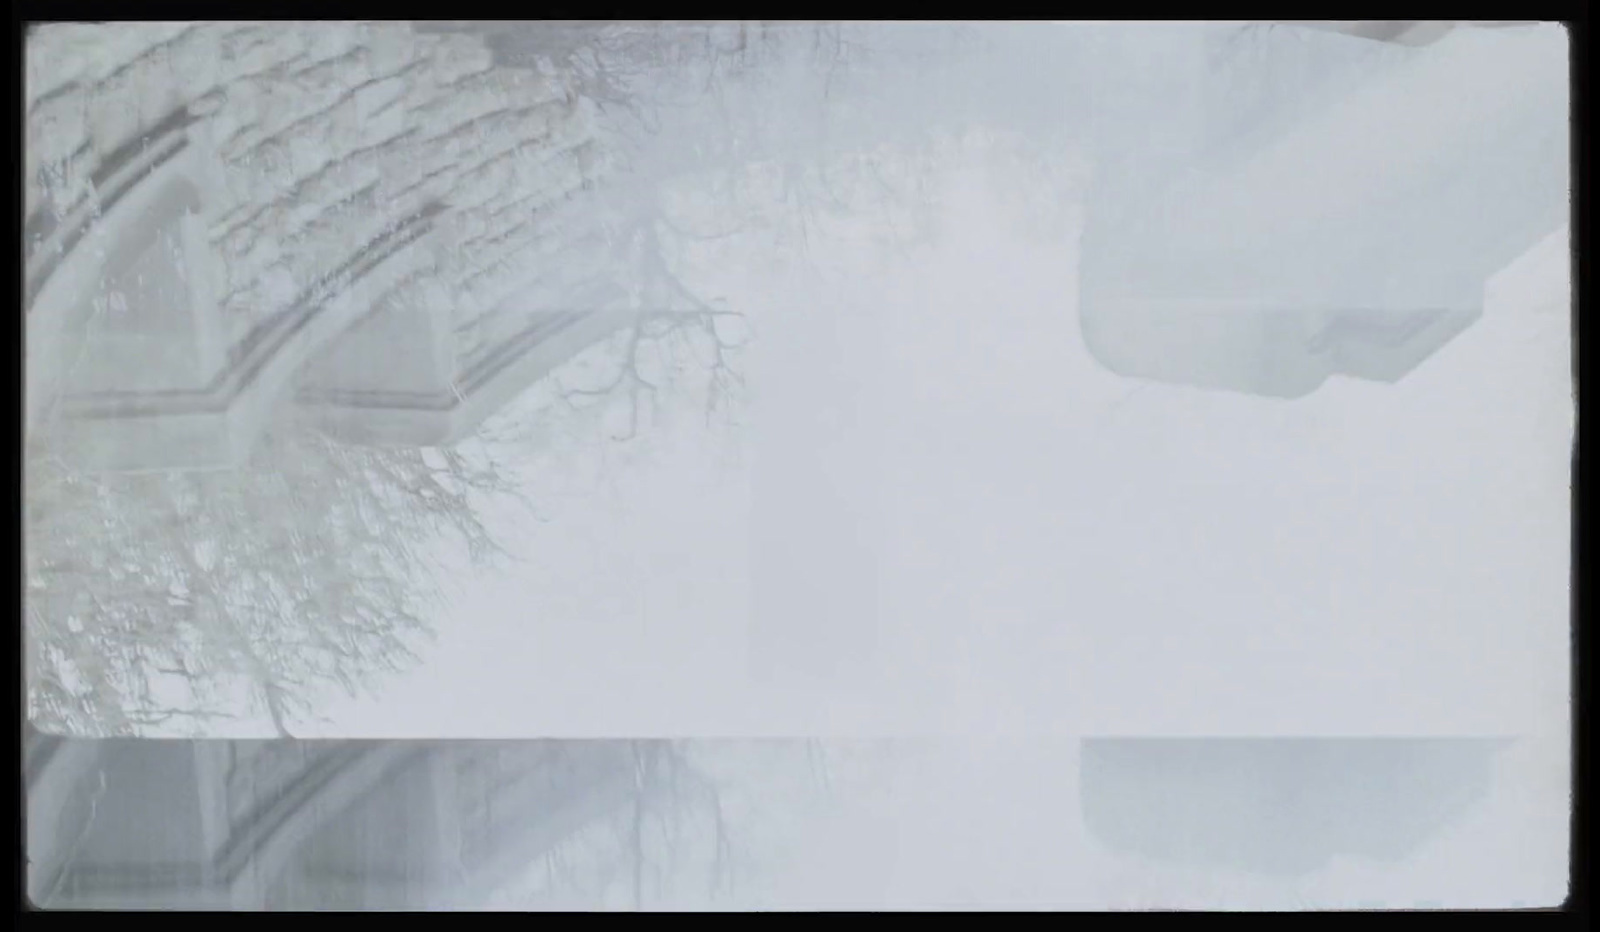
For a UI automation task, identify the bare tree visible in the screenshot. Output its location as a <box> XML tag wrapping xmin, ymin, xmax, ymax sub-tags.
<box><xmin>24</xmin><ymin>411</ymin><xmax>528</xmax><ymax>738</ymax></box>
<box><xmin>482</xmin><ymin>738</ymin><xmax>882</xmax><ymax>910</ymax></box>
<box><xmin>25</xmin><ymin>23</ymin><xmax>1093</xmax><ymax>741</ymax></box>
<box><xmin>514</xmin><ymin>21</ymin><xmax>1089</xmax><ymax>470</ymax></box>
<box><xmin>21</xmin><ymin>23</ymin><xmax>774</xmax><ymax>740</ymax></box>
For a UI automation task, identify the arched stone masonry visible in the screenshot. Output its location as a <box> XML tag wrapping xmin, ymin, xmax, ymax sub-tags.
<box><xmin>25</xmin><ymin>106</ymin><xmax>220</xmax><ymax>436</ymax></box>
<box><xmin>24</xmin><ymin>725</ymin><xmax>645</xmax><ymax>910</ymax></box>
<box><xmin>26</xmin><ymin>23</ymin><xmax>620</xmax><ymax>471</ymax></box>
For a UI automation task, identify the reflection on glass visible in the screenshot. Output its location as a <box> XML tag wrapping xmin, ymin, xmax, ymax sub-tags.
<box><xmin>1076</xmin><ymin>22</ymin><xmax>1568</xmax><ymax>398</ymax></box>
<box><xmin>24</xmin><ymin>726</ymin><xmax>753</xmax><ymax>909</ymax></box>
<box><xmin>1079</xmin><ymin>738</ymin><xmax>1504</xmax><ymax>877</ymax></box>
<box><xmin>24</xmin><ymin>21</ymin><xmax>770</xmax><ymax>737</ymax></box>
<box><xmin>24</xmin><ymin>22</ymin><xmax>1570</xmax><ymax>745</ymax></box>
<box><xmin>28</xmin><ymin>732</ymin><xmax>1564</xmax><ymax>910</ymax></box>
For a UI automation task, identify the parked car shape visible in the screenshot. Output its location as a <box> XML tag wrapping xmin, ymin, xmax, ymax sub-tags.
<box><xmin>1076</xmin><ymin>21</ymin><xmax>1568</xmax><ymax>398</ymax></box>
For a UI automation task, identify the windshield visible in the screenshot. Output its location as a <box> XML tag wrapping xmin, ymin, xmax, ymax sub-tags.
<box><xmin>24</xmin><ymin>21</ymin><xmax>1571</xmax><ymax>910</ymax></box>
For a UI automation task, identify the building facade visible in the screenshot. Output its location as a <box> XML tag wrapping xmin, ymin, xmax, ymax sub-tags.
<box><xmin>26</xmin><ymin>22</ymin><xmax>631</xmax><ymax>472</ymax></box>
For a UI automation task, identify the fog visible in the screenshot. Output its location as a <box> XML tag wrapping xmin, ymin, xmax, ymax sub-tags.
<box><xmin>25</xmin><ymin>21</ymin><xmax>1570</xmax><ymax>909</ymax></box>
<box><xmin>298</xmin><ymin>22</ymin><xmax>1568</xmax><ymax>740</ymax></box>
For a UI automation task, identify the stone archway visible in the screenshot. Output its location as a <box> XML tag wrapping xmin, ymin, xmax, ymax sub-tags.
<box><xmin>24</xmin><ymin>732</ymin><xmax>647</xmax><ymax>910</ymax></box>
<box><xmin>61</xmin><ymin>177</ymin><xmax>222</xmax><ymax>398</ymax></box>
<box><xmin>293</xmin><ymin>286</ymin><xmax>636</xmax><ymax>448</ymax></box>
<box><xmin>26</xmin><ymin>107</ymin><xmax>212</xmax><ymax>438</ymax></box>
<box><xmin>28</xmin><ymin>22</ymin><xmax>621</xmax><ymax>470</ymax></box>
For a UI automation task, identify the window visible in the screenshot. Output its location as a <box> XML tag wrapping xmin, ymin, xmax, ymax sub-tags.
<box><xmin>68</xmin><ymin>190</ymin><xmax>219</xmax><ymax>395</ymax></box>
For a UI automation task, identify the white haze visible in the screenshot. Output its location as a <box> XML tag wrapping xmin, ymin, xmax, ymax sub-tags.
<box><xmin>307</xmin><ymin>22</ymin><xmax>1570</xmax><ymax>741</ymax></box>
